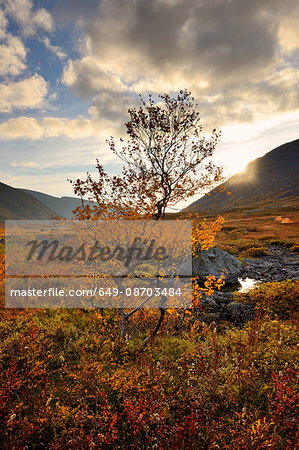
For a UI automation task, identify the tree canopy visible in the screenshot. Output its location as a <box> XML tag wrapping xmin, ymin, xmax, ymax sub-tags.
<box><xmin>71</xmin><ymin>90</ymin><xmax>223</xmax><ymax>220</ymax></box>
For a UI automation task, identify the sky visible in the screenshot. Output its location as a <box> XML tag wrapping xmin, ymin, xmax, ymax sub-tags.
<box><xmin>0</xmin><ymin>0</ymin><xmax>299</xmax><ymax>207</ymax></box>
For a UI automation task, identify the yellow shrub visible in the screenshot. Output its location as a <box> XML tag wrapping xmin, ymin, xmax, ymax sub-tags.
<box><xmin>234</xmin><ymin>280</ymin><xmax>299</xmax><ymax>319</ymax></box>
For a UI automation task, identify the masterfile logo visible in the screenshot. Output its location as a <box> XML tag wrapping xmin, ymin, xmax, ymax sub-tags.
<box><xmin>5</xmin><ymin>220</ymin><xmax>192</xmax><ymax>309</ymax></box>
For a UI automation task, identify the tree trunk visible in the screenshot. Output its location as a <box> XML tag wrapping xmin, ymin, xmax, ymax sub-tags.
<box><xmin>120</xmin><ymin>308</ymin><xmax>126</xmax><ymax>340</ymax></box>
<box><xmin>140</xmin><ymin>304</ymin><xmax>166</xmax><ymax>351</ymax></box>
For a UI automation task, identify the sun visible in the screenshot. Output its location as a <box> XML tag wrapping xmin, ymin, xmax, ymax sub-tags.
<box><xmin>227</xmin><ymin>159</ymin><xmax>249</xmax><ymax>176</ymax></box>
<box><xmin>237</xmin><ymin>164</ymin><xmax>248</xmax><ymax>175</ymax></box>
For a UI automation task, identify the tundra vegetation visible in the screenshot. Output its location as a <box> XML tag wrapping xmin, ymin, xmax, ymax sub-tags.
<box><xmin>0</xmin><ymin>91</ymin><xmax>298</xmax><ymax>448</ymax></box>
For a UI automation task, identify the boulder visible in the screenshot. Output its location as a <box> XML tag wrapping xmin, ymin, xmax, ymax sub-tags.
<box><xmin>193</xmin><ymin>247</ymin><xmax>242</xmax><ymax>284</ymax></box>
<box><xmin>226</xmin><ymin>302</ymin><xmax>254</xmax><ymax>324</ymax></box>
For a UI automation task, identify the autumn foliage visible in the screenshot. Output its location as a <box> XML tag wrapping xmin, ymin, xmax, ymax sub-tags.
<box><xmin>0</xmin><ymin>89</ymin><xmax>298</xmax><ymax>447</ymax></box>
<box><xmin>69</xmin><ymin>91</ymin><xmax>225</xmax><ymax>342</ymax></box>
<box><xmin>1</xmin><ymin>211</ymin><xmax>299</xmax><ymax>449</ymax></box>
<box><xmin>70</xmin><ymin>90</ymin><xmax>223</xmax><ymax>220</ymax></box>
<box><xmin>0</xmin><ymin>303</ymin><xmax>298</xmax><ymax>448</ymax></box>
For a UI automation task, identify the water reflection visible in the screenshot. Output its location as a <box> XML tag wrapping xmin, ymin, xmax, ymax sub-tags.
<box><xmin>238</xmin><ymin>277</ymin><xmax>259</xmax><ymax>293</ymax></box>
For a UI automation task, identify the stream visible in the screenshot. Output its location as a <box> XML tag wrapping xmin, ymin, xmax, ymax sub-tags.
<box><xmin>195</xmin><ymin>245</ymin><xmax>298</xmax><ymax>325</ymax></box>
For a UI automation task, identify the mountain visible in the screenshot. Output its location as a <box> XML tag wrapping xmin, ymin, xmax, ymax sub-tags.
<box><xmin>0</xmin><ymin>182</ymin><xmax>58</xmax><ymax>221</ymax></box>
<box><xmin>185</xmin><ymin>138</ymin><xmax>299</xmax><ymax>213</ymax></box>
<box><xmin>20</xmin><ymin>189</ymin><xmax>84</xmax><ymax>219</ymax></box>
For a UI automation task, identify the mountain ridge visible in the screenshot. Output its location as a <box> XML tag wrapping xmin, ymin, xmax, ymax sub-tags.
<box><xmin>20</xmin><ymin>189</ymin><xmax>84</xmax><ymax>219</ymax></box>
<box><xmin>184</xmin><ymin>138</ymin><xmax>299</xmax><ymax>213</ymax></box>
<box><xmin>0</xmin><ymin>182</ymin><xmax>59</xmax><ymax>221</ymax></box>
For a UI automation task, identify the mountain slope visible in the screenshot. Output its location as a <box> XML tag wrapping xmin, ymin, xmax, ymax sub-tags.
<box><xmin>20</xmin><ymin>189</ymin><xmax>84</xmax><ymax>219</ymax></box>
<box><xmin>185</xmin><ymin>138</ymin><xmax>299</xmax><ymax>213</ymax></box>
<box><xmin>0</xmin><ymin>182</ymin><xmax>58</xmax><ymax>221</ymax></box>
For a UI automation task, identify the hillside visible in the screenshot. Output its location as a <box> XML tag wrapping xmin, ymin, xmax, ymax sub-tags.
<box><xmin>20</xmin><ymin>189</ymin><xmax>84</xmax><ymax>219</ymax></box>
<box><xmin>0</xmin><ymin>182</ymin><xmax>58</xmax><ymax>221</ymax></box>
<box><xmin>185</xmin><ymin>138</ymin><xmax>299</xmax><ymax>213</ymax></box>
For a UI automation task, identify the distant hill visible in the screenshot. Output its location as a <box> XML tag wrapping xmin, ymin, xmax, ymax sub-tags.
<box><xmin>0</xmin><ymin>182</ymin><xmax>58</xmax><ymax>221</ymax></box>
<box><xmin>20</xmin><ymin>189</ymin><xmax>84</xmax><ymax>219</ymax></box>
<box><xmin>184</xmin><ymin>138</ymin><xmax>299</xmax><ymax>213</ymax></box>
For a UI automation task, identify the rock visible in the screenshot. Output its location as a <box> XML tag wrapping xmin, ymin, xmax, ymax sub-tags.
<box><xmin>200</xmin><ymin>296</ymin><xmax>218</xmax><ymax>308</ymax></box>
<box><xmin>193</xmin><ymin>247</ymin><xmax>242</xmax><ymax>284</ymax></box>
<box><xmin>0</xmin><ymin>237</ymin><xmax>4</xmax><ymax>245</ymax></box>
<box><xmin>190</xmin><ymin>244</ymin><xmax>298</xmax><ymax>326</ymax></box>
<box><xmin>243</xmin><ymin>258</ymin><xmax>257</xmax><ymax>265</ymax></box>
<box><xmin>240</xmin><ymin>245</ymin><xmax>298</xmax><ymax>283</ymax></box>
<box><xmin>226</xmin><ymin>302</ymin><xmax>254</xmax><ymax>324</ymax></box>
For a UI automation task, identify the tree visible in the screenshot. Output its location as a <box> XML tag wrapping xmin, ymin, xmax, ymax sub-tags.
<box><xmin>70</xmin><ymin>90</ymin><xmax>224</xmax><ymax>344</ymax></box>
<box><xmin>71</xmin><ymin>90</ymin><xmax>223</xmax><ymax>220</ymax></box>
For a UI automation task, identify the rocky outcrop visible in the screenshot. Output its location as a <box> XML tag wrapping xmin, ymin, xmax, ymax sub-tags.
<box><xmin>242</xmin><ymin>245</ymin><xmax>298</xmax><ymax>282</ymax></box>
<box><xmin>193</xmin><ymin>247</ymin><xmax>242</xmax><ymax>284</ymax></box>
<box><xmin>194</xmin><ymin>291</ymin><xmax>254</xmax><ymax>325</ymax></box>
<box><xmin>193</xmin><ymin>244</ymin><xmax>298</xmax><ymax>325</ymax></box>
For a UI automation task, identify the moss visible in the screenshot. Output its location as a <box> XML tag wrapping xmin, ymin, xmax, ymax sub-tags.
<box><xmin>241</xmin><ymin>246</ymin><xmax>270</xmax><ymax>258</ymax></box>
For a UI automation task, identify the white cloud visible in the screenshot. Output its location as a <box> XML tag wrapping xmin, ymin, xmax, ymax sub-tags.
<box><xmin>10</xmin><ymin>160</ymin><xmax>40</xmax><ymax>168</ymax></box>
<box><xmin>0</xmin><ymin>115</ymin><xmax>112</xmax><ymax>140</ymax></box>
<box><xmin>1</xmin><ymin>0</ymin><xmax>299</xmax><ymax>149</ymax></box>
<box><xmin>0</xmin><ymin>74</ymin><xmax>48</xmax><ymax>112</ymax></box>
<box><xmin>0</xmin><ymin>7</ymin><xmax>27</xmax><ymax>77</ymax></box>
<box><xmin>62</xmin><ymin>57</ymin><xmax>127</xmax><ymax>96</ymax></box>
<box><xmin>4</xmin><ymin>0</ymin><xmax>53</xmax><ymax>36</ymax></box>
<box><xmin>0</xmin><ymin>117</ymin><xmax>44</xmax><ymax>139</ymax></box>
<box><xmin>0</xmin><ymin>33</ymin><xmax>26</xmax><ymax>77</ymax></box>
<box><xmin>41</xmin><ymin>37</ymin><xmax>67</xmax><ymax>60</ymax></box>
<box><xmin>43</xmin><ymin>116</ymin><xmax>101</xmax><ymax>139</ymax></box>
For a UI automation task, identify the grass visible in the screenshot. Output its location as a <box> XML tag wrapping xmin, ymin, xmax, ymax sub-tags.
<box><xmin>0</xmin><ymin>205</ymin><xmax>298</xmax><ymax>448</ymax></box>
<box><xmin>234</xmin><ymin>280</ymin><xmax>299</xmax><ymax>320</ymax></box>
<box><xmin>0</xmin><ymin>305</ymin><xmax>298</xmax><ymax>449</ymax></box>
<box><xmin>241</xmin><ymin>246</ymin><xmax>270</xmax><ymax>258</ymax></box>
<box><xmin>210</xmin><ymin>208</ymin><xmax>299</xmax><ymax>256</ymax></box>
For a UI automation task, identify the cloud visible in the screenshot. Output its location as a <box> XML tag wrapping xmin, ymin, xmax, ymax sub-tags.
<box><xmin>62</xmin><ymin>57</ymin><xmax>127</xmax><ymax>97</ymax></box>
<box><xmin>0</xmin><ymin>117</ymin><xmax>44</xmax><ymax>139</ymax></box>
<box><xmin>10</xmin><ymin>160</ymin><xmax>40</xmax><ymax>168</ymax></box>
<box><xmin>0</xmin><ymin>1</ymin><xmax>66</xmax><ymax>81</ymax></box>
<box><xmin>0</xmin><ymin>33</ymin><xmax>26</xmax><ymax>77</ymax></box>
<box><xmin>0</xmin><ymin>7</ymin><xmax>27</xmax><ymax>77</ymax></box>
<box><xmin>52</xmin><ymin>0</ymin><xmax>100</xmax><ymax>23</ymax></box>
<box><xmin>1</xmin><ymin>0</ymin><xmax>299</xmax><ymax>146</ymax></box>
<box><xmin>0</xmin><ymin>115</ymin><xmax>111</xmax><ymax>140</ymax></box>
<box><xmin>0</xmin><ymin>74</ymin><xmax>48</xmax><ymax>112</ymax></box>
<box><xmin>58</xmin><ymin>0</ymin><xmax>299</xmax><ymax>134</ymax></box>
<box><xmin>80</xmin><ymin>0</ymin><xmax>280</xmax><ymax>88</ymax></box>
<box><xmin>62</xmin><ymin>56</ymin><xmax>136</xmax><ymax>128</ymax></box>
<box><xmin>0</xmin><ymin>7</ymin><xmax>7</xmax><ymax>39</ymax></box>
<box><xmin>278</xmin><ymin>5</ymin><xmax>299</xmax><ymax>55</ymax></box>
<box><xmin>41</xmin><ymin>37</ymin><xmax>67</xmax><ymax>60</ymax></box>
<box><xmin>3</xmin><ymin>0</ymin><xmax>53</xmax><ymax>36</ymax></box>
